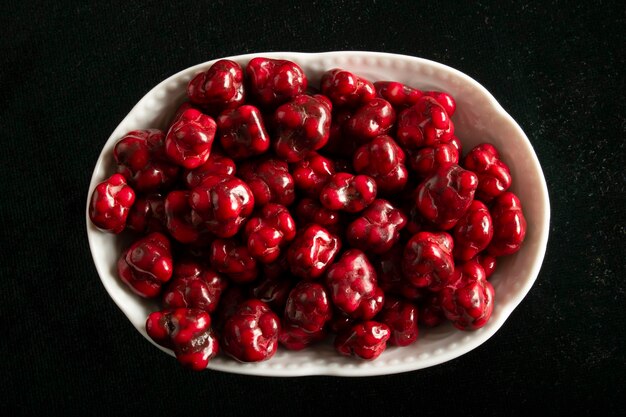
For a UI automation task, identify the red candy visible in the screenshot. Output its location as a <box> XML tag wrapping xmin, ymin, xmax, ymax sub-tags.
<box><xmin>114</xmin><ymin>129</ymin><xmax>179</xmax><ymax>193</ymax></box>
<box><xmin>117</xmin><ymin>232</ymin><xmax>173</xmax><ymax>298</ymax></box>
<box><xmin>89</xmin><ymin>173</ymin><xmax>135</xmax><ymax>234</ymax></box>
<box><xmin>165</xmin><ymin>108</ymin><xmax>216</xmax><ymax>169</ymax></box>
<box><xmin>187</xmin><ymin>59</ymin><xmax>245</xmax><ymax>116</ymax></box>
<box><xmin>146</xmin><ymin>308</ymin><xmax>218</xmax><ymax>371</ymax></box>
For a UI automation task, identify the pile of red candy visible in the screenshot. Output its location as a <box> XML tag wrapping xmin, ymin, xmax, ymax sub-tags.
<box><xmin>89</xmin><ymin>57</ymin><xmax>527</xmax><ymax>370</ymax></box>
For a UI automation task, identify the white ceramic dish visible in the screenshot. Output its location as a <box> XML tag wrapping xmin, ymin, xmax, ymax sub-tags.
<box><xmin>86</xmin><ymin>51</ymin><xmax>550</xmax><ymax>376</ymax></box>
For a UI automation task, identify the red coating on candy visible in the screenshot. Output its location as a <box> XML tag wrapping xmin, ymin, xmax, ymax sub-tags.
<box><xmin>319</xmin><ymin>173</ymin><xmax>377</xmax><ymax>213</ymax></box>
<box><xmin>189</xmin><ymin>175</ymin><xmax>254</xmax><ymax>238</ymax></box>
<box><xmin>353</xmin><ymin>135</ymin><xmax>408</xmax><ymax>194</ymax></box>
<box><xmin>117</xmin><ymin>232</ymin><xmax>173</xmax><ymax>298</ymax></box>
<box><xmin>334</xmin><ymin>321</ymin><xmax>390</xmax><ymax>360</ymax></box>
<box><xmin>325</xmin><ymin>249</ymin><xmax>384</xmax><ymax>320</ymax></box>
<box><xmin>344</xmin><ymin>98</ymin><xmax>396</xmax><ymax>143</ymax></box>
<box><xmin>377</xmin><ymin>296</ymin><xmax>418</xmax><ymax>346</ymax></box>
<box><xmin>279</xmin><ymin>282</ymin><xmax>331</xmax><ymax>350</ymax></box>
<box><xmin>402</xmin><ymin>231</ymin><xmax>455</xmax><ymax>292</ymax></box>
<box><xmin>287</xmin><ymin>224</ymin><xmax>340</xmax><ymax>280</ymax></box>
<box><xmin>183</xmin><ymin>151</ymin><xmax>236</xmax><ymax>189</ymax></box>
<box><xmin>396</xmin><ymin>96</ymin><xmax>454</xmax><ymax>149</ymax></box>
<box><xmin>246</xmin><ymin>58</ymin><xmax>307</xmax><ymax>109</ymax></box>
<box><xmin>415</xmin><ymin>164</ymin><xmax>478</xmax><ymax>230</ymax></box>
<box><xmin>187</xmin><ymin>59</ymin><xmax>245</xmax><ymax>116</ymax></box>
<box><xmin>346</xmin><ymin>199</ymin><xmax>407</xmax><ymax>254</ymax></box>
<box><xmin>243</xmin><ymin>203</ymin><xmax>296</xmax><ymax>263</ymax></box>
<box><xmin>217</xmin><ymin>104</ymin><xmax>270</xmax><ymax>160</ymax></box>
<box><xmin>89</xmin><ymin>173</ymin><xmax>135</xmax><ymax>234</ymax></box>
<box><xmin>114</xmin><ymin>129</ymin><xmax>179</xmax><ymax>193</ymax></box>
<box><xmin>441</xmin><ymin>260</ymin><xmax>494</xmax><ymax>330</ymax></box>
<box><xmin>374</xmin><ymin>81</ymin><xmax>424</xmax><ymax>110</ymax></box>
<box><xmin>210</xmin><ymin>238</ymin><xmax>258</xmax><ymax>283</ymax></box>
<box><xmin>222</xmin><ymin>299</ymin><xmax>280</xmax><ymax>362</ymax></box>
<box><xmin>463</xmin><ymin>143</ymin><xmax>512</xmax><ymax>202</ymax></box>
<box><xmin>320</xmin><ymin>68</ymin><xmax>376</xmax><ymax>109</ymax></box>
<box><xmin>291</xmin><ymin>152</ymin><xmax>336</xmax><ymax>198</ymax></box>
<box><xmin>127</xmin><ymin>194</ymin><xmax>167</xmax><ymax>234</ymax></box>
<box><xmin>162</xmin><ymin>260</ymin><xmax>227</xmax><ymax>313</ymax></box>
<box><xmin>487</xmin><ymin>191</ymin><xmax>527</xmax><ymax>256</ymax></box>
<box><xmin>273</xmin><ymin>94</ymin><xmax>332</xmax><ymax>162</ymax></box>
<box><xmin>146</xmin><ymin>308</ymin><xmax>218</xmax><ymax>371</ymax></box>
<box><xmin>452</xmin><ymin>200</ymin><xmax>493</xmax><ymax>261</ymax></box>
<box><xmin>238</xmin><ymin>158</ymin><xmax>295</xmax><ymax>207</ymax></box>
<box><xmin>165</xmin><ymin>108</ymin><xmax>216</xmax><ymax>169</ymax></box>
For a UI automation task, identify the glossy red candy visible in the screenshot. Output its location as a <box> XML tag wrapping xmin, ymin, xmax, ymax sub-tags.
<box><xmin>273</xmin><ymin>94</ymin><xmax>332</xmax><ymax>162</ymax></box>
<box><xmin>334</xmin><ymin>321</ymin><xmax>390</xmax><ymax>360</ymax></box>
<box><xmin>89</xmin><ymin>173</ymin><xmax>135</xmax><ymax>234</ymax></box>
<box><xmin>114</xmin><ymin>129</ymin><xmax>179</xmax><ymax>192</ymax></box>
<box><xmin>325</xmin><ymin>249</ymin><xmax>384</xmax><ymax>320</ymax></box>
<box><xmin>217</xmin><ymin>104</ymin><xmax>270</xmax><ymax>160</ymax></box>
<box><xmin>162</xmin><ymin>260</ymin><xmax>228</xmax><ymax>313</ymax></box>
<box><xmin>146</xmin><ymin>308</ymin><xmax>218</xmax><ymax>371</ymax></box>
<box><xmin>287</xmin><ymin>224</ymin><xmax>340</xmax><ymax>280</ymax></box>
<box><xmin>186</xmin><ymin>59</ymin><xmax>245</xmax><ymax>116</ymax></box>
<box><xmin>165</xmin><ymin>108</ymin><xmax>216</xmax><ymax>169</ymax></box>
<box><xmin>117</xmin><ymin>232</ymin><xmax>173</xmax><ymax>298</ymax></box>
<box><xmin>402</xmin><ymin>232</ymin><xmax>455</xmax><ymax>292</ymax></box>
<box><xmin>246</xmin><ymin>58</ymin><xmax>307</xmax><ymax>108</ymax></box>
<box><xmin>222</xmin><ymin>300</ymin><xmax>280</xmax><ymax>362</ymax></box>
<box><xmin>487</xmin><ymin>192</ymin><xmax>527</xmax><ymax>256</ymax></box>
<box><xmin>415</xmin><ymin>164</ymin><xmax>478</xmax><ymax>230</ymax></box>
<box><xmin>441</xmin><ymin>260</ymin><xmax>494</xmax><ymax>330</ymax></box>
<box><xmin>321</xmin><ymin>68</ymin><xmax>376</xmax><ymax>108</ymax></box>
<box><xmin>463</xmin><ymin>143</ymin><xmax>512</xmax><ymax>202</ymax></box>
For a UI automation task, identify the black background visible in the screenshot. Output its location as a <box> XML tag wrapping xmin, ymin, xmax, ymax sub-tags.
<box><xmin>1</xmin><ymin>1</ymin><xmax>624</xmax><ymax>416</ymax></box>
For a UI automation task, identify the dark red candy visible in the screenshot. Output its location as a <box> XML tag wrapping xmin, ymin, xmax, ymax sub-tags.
<box><xmin>146</xmin><ymin>308</ymin><xmax>218</xmax><ymax>371</ymax></box>
<box><xmin>452</xmin><ymin>200</ymin><xmax>493</xmax><ymax>261</ymax></box>
<box><xmin>162</xmin><ymin>260</ymin><xmax>228</xmax><ymax>313</ymax></box>
<box><xmin>344</xmin><ymin>98</ymin><xmax>396</xmax><ymax>143</ymax></box>
<box><xmin>114</xmin><ymin>129</ymin><xmax>179</xmax><ymax>192</ymax></box>
<box><xmin>186</xmin><ymin>59</ymin><xmax>245</xmax><ymax>116</ymax></box>
<box><xmin>402</xmin><ymin>232</ymin><xmax>455</xmax><ymax>292</ymax></box>
<box><xmin>374</xmin><ymin>81</ymin><xmax>423</xmax><ymax>110</ymax></box>
<box><xmin>189</xmin><ymin>175</ymin><xmax>254</xmax><ymax>238</ymax></box>
<box><xmin>334</xmin><ymin>321</ymin><xmax>390</xmax><ymax>360</ymax></box>
<box><xmin>352</xmin><ymin>135</ymin><xmax>408</xmax><ymax>194</ymax></box>
<box><xmin>210</xmin><ymin>238</ymin><xmax>258</xmax><ymax>283</ymax></box>
<box><xmin>441</xmin><ymin>260</ymin><xmax>494</xmax><ymax>330</ymax></box>
<box><xmin>127</xmin><ymin>194</ymin><xmax>167</xmax><ymax>234</ymax></box>
<box><xmin>117</xmin><ymin>232</ymin><xmax>173</xmax><ymax>298</ymax></box>
<box><xmin>396</xmin><ymin>96</ymin><xmax>454</xmax><ymax>149</ymax></box>
<box><xmin>463</xmin><ymin>143</ymin><xmax>512</xmax><ymax>202</ymax></box>
<box><xmin>377</xmin><ymin>296</ymin><xmax>418</xmax><ymax>346</ymax></box>
<box><xmin>238</xmin><ymin>158</ymin><xmax>295</xmax><ymax>207</ymax></box>
<box><xmin>222</xmin><ymin>300</ymin><xmax>280</xmax><ymax>362</ymax></box>
<box><xmin>320</xmin><ymin>68</ymin><xmax>376</xmax><ymax>109</ymax></box>
<box><xmin>89</xmin><ymin>173</ymin><xmax>136</xmax><ymax>234</ymax></box>
<box><xmin>325</xmin><ymin>249</ymin><xmax>384</xmax><ymax>320</ymax></box>
<box><xmin>273</xmin><ymin>94</ymin><xmax>332</xmax><ymax>162</ymax></box>
<box><xmin>346</xmin><ymin>199</ymin><xmax>407</xmax><ymax>254</ymax></box>
<box><xmin>319</xmin><ymin>173</ymin><xmax>377</xmax><ymax>213</ymax></box>
<box><xmin>183</xmin><ymin>151</ymin><xmax>236</xmax><ymax>188</ymax></box>
<box><xmin>415</xmin><ymin>164</ymin><xmax>478</xmax><ymax>230</ymax></box>
<box><xmin>217</xmin><ymin>104</ymin><xmax>270</xmax><ymax>160</ymax></box>
<box><xmin>487</xmin><ymin>191</ymin><xmax>527</xmax><ymax>256</ymax></box>
<box><xmin>165</xmin><ymin>108</ymin><xmax>216</xmax><ymax>169</ymax></box>
<box><xmin>246</xmin><ymin>58</ymin><xmax>307</xmax><ymax>109</ymax></box>
<box><xmin>287</xmin><ymin>224</ymin><xmax>340</xmax><ymax>280</ymax></box>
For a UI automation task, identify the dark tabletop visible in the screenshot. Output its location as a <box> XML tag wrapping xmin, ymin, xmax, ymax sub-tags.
<box><xmin>1</xmin><ymin>1</ymin><xmax>624</xmax><ymax>416</ymax></box>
